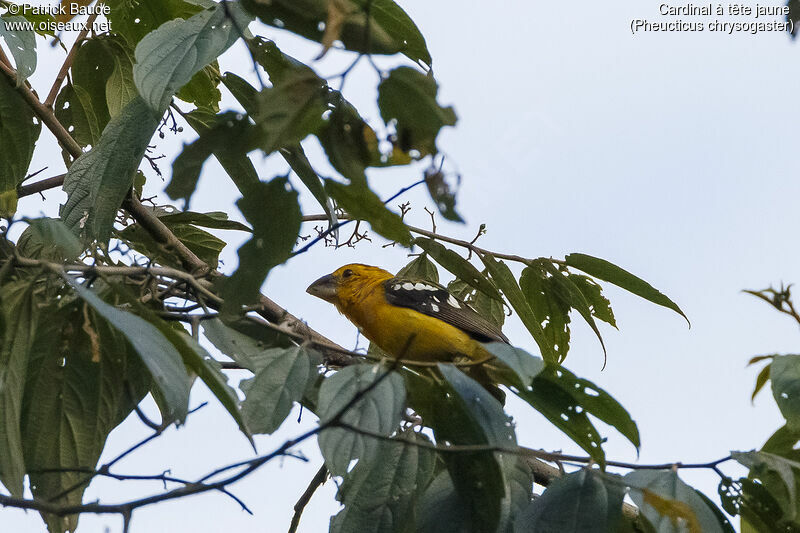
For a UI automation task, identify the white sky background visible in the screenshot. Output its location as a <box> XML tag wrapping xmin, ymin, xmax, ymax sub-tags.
<box><xmin>3</xmin><ymin>0</ymin><xmax>800</xmax><ymax>531</ymax></box>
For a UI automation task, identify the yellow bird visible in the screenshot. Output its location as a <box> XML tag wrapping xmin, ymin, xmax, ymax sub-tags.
<box><xmin>306</xmin><ymin>263</ymin><xmax>509</xmax><ymax>364</ymax></box>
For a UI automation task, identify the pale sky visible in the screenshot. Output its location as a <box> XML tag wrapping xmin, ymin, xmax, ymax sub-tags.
<box><xmin>4</xmin><ymin>1</ymin><xmax>799</xmax><ymax>531</ymax></box>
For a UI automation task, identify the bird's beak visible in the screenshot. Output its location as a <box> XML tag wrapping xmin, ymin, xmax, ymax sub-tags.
<box><xmin>306</xmin><ymin>274</ymin><xmax>338</xmax><ymax>303</ymax></box>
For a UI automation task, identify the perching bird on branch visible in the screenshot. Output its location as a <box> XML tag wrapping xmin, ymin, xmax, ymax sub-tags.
<box><xmin>306</xmin><ymin>263</ymin><xmax>509</xmax><ymax>400</ymax></box>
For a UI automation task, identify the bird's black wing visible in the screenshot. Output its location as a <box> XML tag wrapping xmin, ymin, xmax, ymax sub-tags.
<box><xmin>382</xmin><ymin>278</ymin><xmax>509</xmax><ymax>344</ymax></box>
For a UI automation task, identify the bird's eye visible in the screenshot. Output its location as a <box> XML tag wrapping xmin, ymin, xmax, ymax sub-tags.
<box><xmin>342</xmin><ymin>269</ymin><xmax>354</xmax><ymax>278</ymax></box>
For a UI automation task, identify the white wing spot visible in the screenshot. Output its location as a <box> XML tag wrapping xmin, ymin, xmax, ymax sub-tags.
<box><xmin>402</xmin><ymin>282</ymin><xmax>414</xmax><ymax>290</ymax></box>
<box><xmin>447</xmin><ymin>295</ymin><xmax>461</xmax><ymax>308</ymax></box>
<box><xmin>433</xmin><ymin>296</ymin><xmax>441</xmax><ymax>303</ymax></box>
<box><xmin>431</xmin><ymin>304</ymin><xmax>439</xmax><ymax>312</ymax></box>
<box><xmin>393</xmin><ymin>284</ymin><xmax>401</xmax><ymax>290</ymax></box>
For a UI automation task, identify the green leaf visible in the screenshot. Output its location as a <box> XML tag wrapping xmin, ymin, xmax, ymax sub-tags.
<box><xmin>133</xmin><ymin>2</ymin><xmax>252</xmax><ymax>112</ymax></box>
<box><xmin>519</xmin><ymin>265</ymin><xmax>572</xmax><ymax>362</ymax></box>
<box><xmin>248</xmin><ymin>37</ymin><xmax>317</xmax><ymax>84</ymax></box>
<box><xmin>625</xmin><ymin>470</ymin><xmax>725</xmax><ymax>533</ymax></box>
<box><xmin>480</xmin><ymin>253</ymin><xmax>556</xmax><ymax>363</ymax></box>
<box><xmin>254</xmin><ymin>69</ymin><xmax>328</xmax><ymax>155</ymax></box>
<box><xmin>318</xmin><ymin>94</ymin><xmax>374</xmax><ymax>182</ymax></box>
<box><xmin>168</xmin><ymin>111</ymin><xmax>257</xmax><ymax>204</ymax></box>
<box><xmin>19</xmin><ymin>217</ymin><xmax>83</xmax><ymax>261</ymax></box>
<box><xmin>732</xmin><ymin>450</ymin><xmax>800</xmax><ymax>509</ymax></box>
<box><xmin>434</xmin><ymin>364</ymin><xmax>517</xmax><ymax>532</ymax></box>
<box><xmin>179</xmin><ymin>107</ymin><xmax>261</xmax><ymax>198</ymax></box>
<box><xmin>752</xmin><ymin>362</ymin><xmax>772</xmax><ymax>402</ymax></box>
<box><xmin>13</xmin><ymin>8</ymin><xmax>56</xmax><ymax>37</ymax></box>
<box><xmin>176</xmin><ymin>63</ymin><xmax>222</xmax><ymax>112</ymax></box>
<box><xmin>0</xmin><ymin>280</ymin><xmax>39</xmax><ymax>496</ymax></box>
<box><xmin>416</xmin><ymin>470</ymin><xmax>472</xmax><ymax>533</ymax></box>
<box><xmin>119</xmin><ymin>208</ymin><xmax>227</xmax><ymax>269</ymax></box>
<box><xmin>424</xmin><ymin>167</ymin><xmax>463</xmax><ymax>222</ymax></box>
<box><xmin>241</xmin><ymin>0</ymin><xmax>431</xmax><ymax>67</ymax></box>
<box><xmin>378</xmin><ymin>67</ymin><xmax>456</xmax><ymax>156</ymax></box>
<box><xmin>220</xmin><ymin>70</ymin><xmax>338</xmax><ymax>230</ymax></box>
<box><xmin>772</xmin><ymin>355</ymin><xmax>800</xmax><ymax>431</ymax></box>
<box><xmin>482</xmin><ymin>342</ymin><xmax>545</xmax><ymax>390</ymax></box>
<box><xmin>61</xmin><ymin>96</ymin><xmax>161</xmax><ymax>242</ymax></box>
<box><xmin>219</xmin><ymin>177</ymin><xmax>301</xmax><ymax>315</ymax></box>
<box><xmin>415</xmin><ymin>237</ymin><xmax>502</xmax><ymax>302</ymax></box>
<box><xmin>514</xmin><ymin>469</ymin><xmax>626</xmax><ymax>533</ymax></box>
<box><xmin>54</xmin><ymin>83</ymin><xmax>101</xmax><ymax>152</ymax></box>
<box><xmin>105</xmin><ymin>38</ymin><xmax>138</xmax><ymax>118</ymax></box>
<box><xmin>158</xmin><ymin>210</ymin><xmax>251</xmax><ymax>232</ymax></box>
<box><xmin>325</xmin><ymin>179</ymin><xmax>413</xmax><ymax>246</ymax></box>
<box><xmin>106</xmin><ymin>0</ymin><xmax>208</xmax><ymax>46</ymax></box>
<box><xmin>397</xmin><ymin>254</ymin><xmax>439</xmax><ymax>283</ymax></box>
<box><xmin>0</xmin><ymin>73</ymin><xmax>40</xmax><ymax>203</ymax></box>
<box><xmin>570</xmin><ymin>273</ymin><xmax>617</xmax><ymax>328</ymax></box>
<box><xmin>202</xmin><ymin>318</ymin><xmax>293</xmax><ymax>371</ymax></box>
<box><xmin>317</xmin><ymin>363</ymin><xmax>406</xmax><ymax>476</ymax></box>
<box><xmin>239</xmin><ymin>345</ymin><xmax>320</xmax><ymax>434</ymax></box>
<box><xmin>693</xmin><ymin>489</ymin><xmax>736</xmax><ymax>533</ymax></box>
<box><xmin>0</xmin><ymin>15</ymin><xmax>37</xmax><ymax>84</ymax></box>
<box><xmin>21</xmin><ymin>304</ymin><xmax>150</xmax><ymax>533</ymax></box>
<box><xmin>564</xmin><ymin>253</ymin><xmax>689</xmax><ymax>325</ymax></box>
<box><xmin>331</xmin><ymin>430</ymin><xmax>436</xmax><ymax>533</ymax></box>
<box><xmin>64</xmin><ymin>276</ymin><xmax>191</xmax><ymax>423</ymax></box>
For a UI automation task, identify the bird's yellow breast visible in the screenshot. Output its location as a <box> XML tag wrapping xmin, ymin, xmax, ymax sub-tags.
<box><xmin>340</xmin><ymin>283</ymin><xmax>487</xmax><ymax>361</ymax></box>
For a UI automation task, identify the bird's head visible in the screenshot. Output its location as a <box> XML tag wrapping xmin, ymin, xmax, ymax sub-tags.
<box><xmin>306</xmin><ymin>264</ymin><xmax>393</xmax><ymax>306</ymax></box>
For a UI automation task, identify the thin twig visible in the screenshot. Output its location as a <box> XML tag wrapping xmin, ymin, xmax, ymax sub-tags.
<box><xmin>288</xmin><ymin>465</ymin><xmax>328</xmax><ymax>533</ymax></box>
<box><xmin>43</xmin><ymin>13</ymin><xmax>98</xmax><ymax>108</ymax></box>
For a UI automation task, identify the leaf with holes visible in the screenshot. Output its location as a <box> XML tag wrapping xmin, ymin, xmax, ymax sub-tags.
<box><xmin>378</xmin><ymin>67</ymin><xmax>456</xmax><ymax>156</ymax></box>
<box><xmin>625</xmin><ymin>470</ymin><xmax>726</xmax><ymax>533</ymax></box>
<box><xmin>241</xmin><ymin>0</ymin><xmax>431</xmax><ymax>67</ymax></box>
<box><xmin>106</xmin><ymin>0</ymin><xmax>208</xmax><ymax>46</ymax></box>
<box><xmin>133</xmin><ymin>2</ymin><xmax>252</xmax><ymax>112</ymax></box>
<box><xmin>519</xmin><ymin>265</ymin><xmax>572</xmax><ymax>362</ymax></box>
<box><xmin>219</xmin><ymin>177</ymin><xmax>301</xmax><ymax>315</ymax></box>
<box><xmin>61</xmin><ymin>96</ymin><xmax>160</xmax><ymax>241</ymax></box>
<box><xmin>317</xmin><ymin>364</ymin><xmax>406</xmax><ymax>476</ymax></box>
<box><xmin>514</xmin><ymin>469</ymin><xmax>626</xmax><ymax>533</ymax></box>
<box><xmin>239</xmin><ymin>346</ymin><xmax>320</xmax><ymax>434</ymax></box>
<box><xmin>771</xmin><ymin>355</ymin><xmax>800</xmax><ymax>431</ymax></box>
<box><xmin>448</xmin><ymin>276</ymin><xmax>505</xmax><ymax>329</ymax></box>
<box><xmin>480</xmin><ymin>253</ymin><xmax>555</xmax><ymax>363</ymax></box>
<box><xmin>0</xmin><ymin>15</ymin><xmax>37</xmax><ymax>85</ymax></box>
<box><xmin>176</xmin><ymin>63</ymin><xmax>222</xmax><ymax>113</ymax></box>
<box><xmin>565</xmin><ymin>253</ymin><xmax>688</xmax><ymax>325</ymax></box>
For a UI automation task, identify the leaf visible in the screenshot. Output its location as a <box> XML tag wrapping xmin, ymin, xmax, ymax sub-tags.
<box><xmin>317</xmin><ymin>363</ymin><xmax>406</xmax><ymax>476</ymax></box>
<box><xmin>19</xmin><ymin>217</ymin><xmax>83</xmax><ymax>261</ymax></box>
<box><xmin>55</xmin><ymin>0</ymin><xmax>94</xmax><ymax>22</ymax></box>
<box><xmin>433</xmin><ymin>365</ymin><xmax>518</xmax><ymax>532</ymax></box>
<box><xmin>480</xmin><ymin>253</ymin><xmax>556</xmax><ymax>363</ymax></box>
<box><xmin>424</xmin><ymin>167</ymin><xmax>463</xmax><ymax>222</ymax></box>
<box><xmin>202</xmin><ymin>318</ymin><xmax>293</xmax><ymax>370</ymax></box>
<box><xmin>415</xmin><ymin>237</ymin><xmax>502</xmax><ymax>302</ymax></box>
<box><xmin>21</xmin><ymin>304</ymin><xmax>150</xmax><ymax>533</ymax></box>
<box><xmin>564</xmin><ymin>253</ymin><xmax>689</xmax><ymax>325</ymax></box>
<box><xmin>752</xmin><ymin>362</ymin><xmax>772</xmax><ymax>402</ymax></box>
<box><xmin>239</xmin><ymin>345</ymin><xmax>320</xmax><ymax>434</ymax></box>
<box><xmin>625</xmin><ymin>470</ymin><xmax>725</xmax><ymax>533</ymax></box>
<box><xmin>0</xmin><ymin>15</ymin><xmax>37</xmax><ymax>84</ymax></box>
<box><xmin>158</xmin><ymin>210</ymin><xmax>250</xmax><ymax>232</ymax></box>
<box><xmin>0</xmin><ymin>280</ymin><xmax>39</xmax><ymax>496</ymax></box>
<box><xmin>61</xmin><ymin>96</ymin><xmax>161</xmax><ymax>242</ymax></box>
<box><xmin>325</xmin><ymin>178</ymin><xmax>413</xmax><ymax>246</ymax></box>
<box><xmin>732</xmin><ymin>450</ymin><xmax>800</xmax><ymax>509</ymax></box>
<box><xmin>219</xmin><ymin>177</ymin><xmax>301</xmax><ymax>315</ymax></box>
<box><xmin>241</xmin><ymin>0</ymin><xmax>431</xmax><ymax>67</ymax></box>
<box><xmin>0</xmin><ymin>73</ymin><xmax>40</xmax><ymax>205</ymax></box>
<box><xmin>448</xmin><ymin>275</ymin><xmax>505</xmax><ymax>329</ymax></box>
<box><xmin>570</xmin><ymin>273</ymin><xmax>617</xmax><ymax>328</ymax></box>
<box><xmin>514</xmin><ymin>469</ymin><xmax>626</xmax><ymax>533</ymax></box>
<box><xmin>106</xmin><ymin>0</ymin><xmax>208</xmax><ymax>46</ymax></box>
<box><xmin>771</xmin><ymin>355</ymin><xmax>800</xmax><ymax>431</ymax></box>
<box><xmin>331</xmin><ymin>430</ymin><xmax>436</xmax><ymax>533</ymax></box>
<box><xmin>254</xmin><ymin>69</ymin><xmax>328</xmax><ymax>155</ymax></box>
<box><xmin>519</xmin><ymin>265</ymin><xmax>572</xmax><ymax>362</ymax></box>
<box><xmin>378</xmin><ymin>66</ymin><xmax>456</xmax><ymax>156</ymax></box>
<box><xmin>176</xmin><ymin>63</ymin><xmax>222</xmax><ymax>112</ymax></box>
<box><xmin>168</xmin><ymin>111</ymin><xmax>257</xmax><ymax>204</ymax></box>
<box><xmin>64</xmin><ymin>276</ymin><xmax>191</xmax><ymax>423</ymax></box>
<box><xmin>397</xmin><ymin>254</ymin><xmax>439</xmax><ymax>282</ymax></box>
<box><xmin>482</xmin><ymin>342</ymin><xmax>545</xmax><ymax>390</ymax></box>
<box><xmin>54</xmin><ymin>83</ymin><xmax>102</xmax><ymax>152</ymax></box>
<box><xmin>318</xmin><ymin>94</ymin><xmax>374</xmax><ymax>182</ymax></box>
<box><xmin>104</xmin><ymin>37</ymin><xmax>138</xmax><ymax>118</ymax></box>
<box><xmin>133</xmin><ymin>2</ymin><xmax>252</xmax><ymax>112</ymax></box>
<box><xmin>178</xmin><ymin>107</ymin><xmax>261</xmax><ymax>199</ymax></box>
<box><xmin>416</xmin><ymin>470</ymin><xmax>472</xmax><ymax>533</ymax></box>
<box><xmin>248</xmin><ymin>37</ymin><xmax>318</xmax><ymax>84</ymax></box>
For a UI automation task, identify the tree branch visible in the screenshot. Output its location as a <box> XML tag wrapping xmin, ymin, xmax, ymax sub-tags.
<box><xmin>43</xmin><ymin>12</ymin><xmax>98</xmax><ymax>108</ymax></box>
<box><xmin>288</xmin><ymin>465</ymin><xmax>328</xmax><ymax>533</ymax></box>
